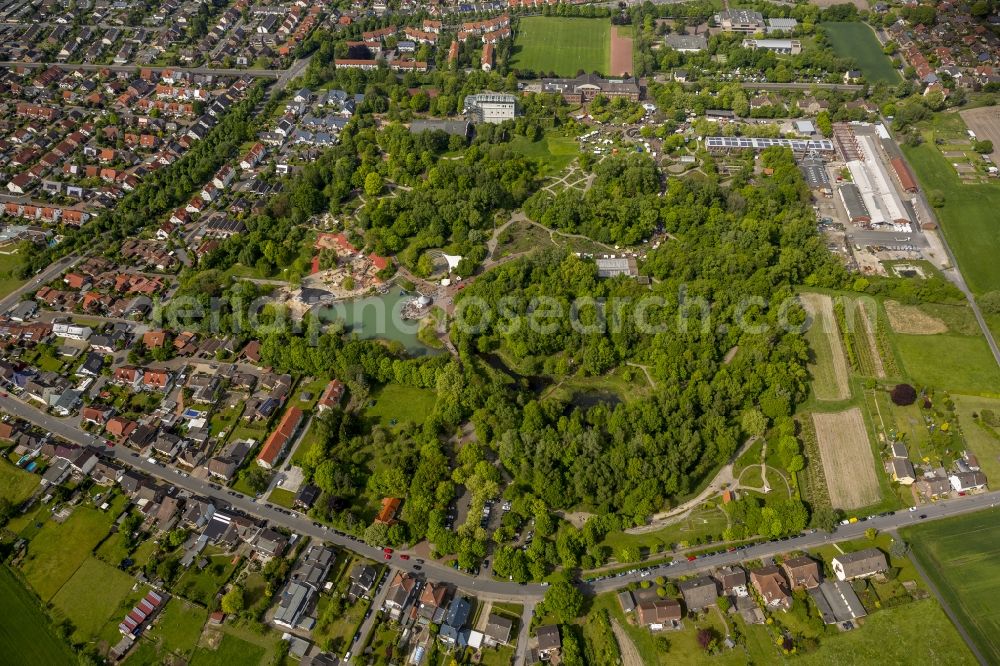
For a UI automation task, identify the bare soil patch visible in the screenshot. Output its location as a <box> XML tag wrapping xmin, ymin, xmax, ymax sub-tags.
<box><xmin>960</xmin><ymin>106</ymin><xmax>1000</xmax><ymax>162</ymax></box>
<box><xmin>611</xmin><ymin>619</ymin><xmax>643</xmax><ymax>666</ymax></box>
<box><xmin>813</xmin><ymin>408</ymin><xmax>881</xmax><ymax>509</ymax></box>
<box><xmin>884</xmin><ymin>299</ymin><xmax>948</xmax><ymax>335</ymax></box>
<box><xmin>610</xmin><ymin>26</ymin><xmax>634</xmax><ymax>77</ymax></box>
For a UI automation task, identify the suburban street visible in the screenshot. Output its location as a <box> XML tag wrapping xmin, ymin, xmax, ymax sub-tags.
<box><xmin>0</xmin><ymin>253</ymin><xmax>80</xmax><ymax>312</ymax></box>
<box><xmin>4</xmin><ymin>391</ymin><xmax>1000</xmax><ymax>603</ymax></box>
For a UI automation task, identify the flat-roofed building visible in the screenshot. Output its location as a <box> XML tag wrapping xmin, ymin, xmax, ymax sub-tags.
<box><xmin>463</xmin><ymin>93</ymin><xmax>518</xmax><ymax>124</ymax></box>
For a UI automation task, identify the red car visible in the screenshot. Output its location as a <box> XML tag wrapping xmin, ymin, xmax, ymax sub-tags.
<box><xmin>384</xmin><ymin>553</ymin><xmax>392</xmax><ymax>560</ymax></box>
<box><xmin>383</xmin><ymin>547</ymin><xmax>393</xmax><ymax>554</ymax></box>
<box><xmin>687</xmin><ymin>555</ymin><xmax>697</xmax><ymax>561</ymax></box>
<box><xmin>399</xmin><ymin>554</ymin><xmax>410</xmax><ymax>560</ymax></box>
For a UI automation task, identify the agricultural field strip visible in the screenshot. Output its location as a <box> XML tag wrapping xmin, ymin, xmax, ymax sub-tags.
<box><xmin>812</xmin><ymin>408</ymin><xmax>881</xmax><ymax>509</ymax></box>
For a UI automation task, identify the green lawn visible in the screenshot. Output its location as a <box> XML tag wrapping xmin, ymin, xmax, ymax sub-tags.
<box><xmin>587</xmin><ymin>591</ymin><xmax>743</xmax><ymax>666</ymax></box>
<box><xmin>797</xmin><ymin>599</ymin><xmax>973</xmax><ymax>665</ymax></box>
<box><xmin>511</xmin><ymin>17</ymin><xmax>610</xmax><ymax>76</ymax></box>
<box><xmin>822</xmin><ymin>22</ymin><xmax>900</xmax><ymax>83</ymax></box>
<box><xmin>893</xmin><ymin>333</ymin><xmax>1000</xmax><ymax>395</ymax></box>
<box><xmin>600</xmin><ymin>505</ymin><xmax>728</xmax><ymax>557</ymax></box>
<box><xmin>19</xmin><ymin>501</ymin><xmax>119</xmax><ymax>601</ymax></box>
<box><xmin>0</xmin><ymin>253</ymin><xmax>26</xmax><ymax>300</ymax></box>
<box><xmin>268</xmin><ymin>487</ymin><xmax>296</xmax><ymax>509</ymax></box>
<box><xmin>0</xmin><ymin>458</ymin><xmax>40</xmax><ymax>504</ymax></box>
<box><xmin>134</xmin><ymin>598</ymin><xmax>208</xmax><ymax>663</ymax></box>
<box><xmin>508</xmin><ymin>134</ymin><xmax>580</xmax><ymax>174</ymax></box>
<box><xmin>952</xmin><ymin>395</ymin><xmax>1000</xmax><ymax>481</ymax></box>
<box><xmin>50</xmin><ymin>556</ymin><xmax>137</xmax><ymax>643</ymax></box>
<box><xmin>0</xmin><ymin>565</ymin><xmax>75</xmax><ymax>665</ymax></box>
<box><xmin>902</xmin><ymin>123</ymin><xmax>1000</xmax><ymax>294</ymax></box>
<box><xmin>901</xmin><ymin>508</ymin><xmax>1000</xmax><ymax>664</ymax></box>
<box><xmin>174</xmin><ymin>548</ymin><xmax>241</xmax><ymax>606</ymax></box>
<box><xmin>190</xmin><ymin>632</ymin><xmax>266</xmax><ymax>666</ymax></box>
<box><xmin>366</xmin><ymin>383</ymin><xmax>437</xmax><ymax>428</ymax></box>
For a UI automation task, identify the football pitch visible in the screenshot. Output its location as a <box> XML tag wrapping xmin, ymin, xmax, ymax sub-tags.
<box><xmin>901</xmin><ymin>507</ymin><xmax>1000</xmax><ymax>663</ymax></box>
<box><xmin>511</xmin><ymin>17</ymin><xmax>610</xmax><ymax>77</ymax></box>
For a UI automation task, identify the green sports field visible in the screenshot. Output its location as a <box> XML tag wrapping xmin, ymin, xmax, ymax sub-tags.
<box><xmin>510</xmin><ymin>17</ymin><xmax>610</xmax><ymax>77</ymax></box>
<box><xmin>823</xmin><ymin>22</ymin><xmax>901</xmax><ymax>84</ymax></box>
<box><xmin>0</xmin><ymin>565</ymin><xmax>74</xmax><ymax>665</ymax></box>
<box><xmin>902</xmin><ymin>508</ymin><xmax>1000</xmax><ymax>664</ymax></box>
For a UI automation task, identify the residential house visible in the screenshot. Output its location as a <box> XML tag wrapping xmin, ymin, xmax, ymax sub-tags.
<box><xmin>439</xmin><ymin>596</ymin><xmax>472</xmax><ymax>646</ymax></box>
<box><xmin>891</xmin><ymin>458</ymin><xmax>917</xmax><ymax>485</ymax></box>
<box><xmin>384</xmin><ymin>571</ymin><xmax>418</xmax><ymax>619</ymax></box>
<box><xmin>295</xmin><ymin>483</ymin><xmax>320</xmax><ymax>510</ymax></box>
<box><xmin>142</xmin><ymin>369</ymin><xmax>171</xmax><ymax>391</ymax></box>
<box><xmin>831</xmin><ymin>548</ymin><xmax>889</xmax><ymax>581</ymax></box>
<box><xmin>714</xmin><ymin>566</ymin><xmax>748</xmax><ymax>597</ymax></box>
<box><xmin>375</xmin><ymin>496</ymin><xmax>402</xmax><ymax>525</ymax></box>
<box><xmin>750</xmin><ymin>566</ymin><xmax>792</xmax><ymax>611</ymax></box>
<box><xmin>636</xmin><ymin>599</ymin><xmax>683</xmax><ymax>630</ymax></box>
<box><xmin>535</xmin><ymin>624</ymin><xmax>562</xmax><ymax>660</ymax></box>
<box><xmin>256</xmin><ymin>406</ymin><xmax>304</xmax><ymax>469</ymax></box>
<box><xmin>348</xmin><ymin>564</ymin><xmax>378</xmax><ymax>601</ymax></box>
<box><xmin>418</xmin><ymin>581</ymin><xmax>451</xmax><ymax>621</ymax></box>
<box><xmin>316</xmin><ymin>379</ymin><xmax>345</xmax><ymax>411</ymax></box>
<box><xmin>483</xmin><ymin>613</ymin><xmax>513</xmax><ymax>646</ymax></box>
<box><xmin>782</xmin><ymin>556</ymin><xmax>821</xmax><ymax>590</ymax></box>
<box><xmin>950</xmin><ymin>471</ymin><xmax>987</xmax><ymax>492</ymax></box>
<box><xmin>679</xmin><ymin>576</ymin><xmax>719</xmax><ymax>612</ymax></box>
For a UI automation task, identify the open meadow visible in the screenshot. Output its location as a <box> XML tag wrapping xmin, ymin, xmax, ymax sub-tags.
<box><xmin>903</xmin><ymin>113</ymin><xmax>1000</xmax><ymax>295</ymax></box>
<box><xmin>19</xmin><ymin>503</ymin><xmax>117</xmax><ymax>601</ymax></box>
<box><xmin>0</xmin><ymin>457</ymin><xmax>40</xmax><ymax>504</ymax></box>
<box><xmin>0</xmin><ymin>565</ymin><xmax>74</xmax><ymax>666</ymax></box>
<box><xmin>796</xmin><ymin>598</ymin><xmax>976</xmax><ymax>666</ymax></box>
<box><xmin>952</xmin><ymin>395</ymin><xmax>1000</xmax><ymax>481</ymax></box>
<box><xmin>822</xmin><ymin>22</ymin><xmax>900</xmax><ymax>83</ymax></box>
<box><xmin>812</xmin><ymin>408</ymin><xmax>880</xmax><ymax>509</ymax></box>
<box><xmin>902</xmin><ymin>508</ymin><xmax>1000</xmax><ymax>664</ymax></box>
<box><xmin>50</xmin><ymin>556</ymin><xmax>138</xmax><ymax>644</ymax></box>
<box><xmin>511</xmin><ymin>17</ymin><xmax>610</xmax><ymax>76</ymax></box>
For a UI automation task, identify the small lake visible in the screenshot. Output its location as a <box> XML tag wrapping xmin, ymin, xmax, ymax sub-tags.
<box><xmin>316</xmin><ymin>290</ymin><xmax>440</xmax><ymax>356</ymax></box>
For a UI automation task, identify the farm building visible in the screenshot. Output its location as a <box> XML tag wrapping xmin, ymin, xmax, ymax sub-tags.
<box><xmin>891</xmin><ymin>158</ymin><xmax>919</xmax><ymax>192</ymax></box>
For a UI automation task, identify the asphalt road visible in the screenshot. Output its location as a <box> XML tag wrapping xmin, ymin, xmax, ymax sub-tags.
<box><xmin>4</xmin><ymin>390</ymin><xmax>1000</xmax><ymax>663</ymax></box>
<box><xmin>0</xmin><ymin>60</ymin><xmax>283</xmax><ymax>78</ymax></box>
<box><xmin>588</xmin><ymin>492</ymin><xmax>1000</xmax><ymax>595</ymax></box>
<box><xmin>0</xmin><ymin>392</ymin><xmax>546</xmax><ymax>600</ymax></box>
<box><xmin>0</xmin><ymin>253</ymin><xmax>80</xmax><ymax>313</ymax></box>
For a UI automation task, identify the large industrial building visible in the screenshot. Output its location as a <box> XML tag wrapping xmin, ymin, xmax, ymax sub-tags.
<box><xmin>840</xmin><ymin>134</ymin><xmax>911</xmax><ymax>229</ymax></box>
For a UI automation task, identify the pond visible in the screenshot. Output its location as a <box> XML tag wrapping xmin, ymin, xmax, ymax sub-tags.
<box><xmin>316</xmin><ymin>290</ymin><xmax>440</xmax><ymax>356</ymax></box>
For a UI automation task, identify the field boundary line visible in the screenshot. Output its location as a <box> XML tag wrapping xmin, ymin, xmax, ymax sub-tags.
<box><xmin>905</xmin><ymin>537</ymin><xmax>989</xmax><ymax>666</ymax></box>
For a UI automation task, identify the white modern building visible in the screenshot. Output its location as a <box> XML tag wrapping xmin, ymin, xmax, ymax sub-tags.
<box><xmin>52</xmin><ymin>322</ymin><xmax>93</xmax><ymax>341</ymax></box>
<box><xmin>463</xmin><ymin>93</ymin><xmax>518</xmax><ymax>124</ymax></box>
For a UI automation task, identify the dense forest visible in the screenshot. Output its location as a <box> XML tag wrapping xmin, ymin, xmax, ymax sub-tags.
<box><xmin>450</xmin><ymin>147</ymin><xmax>848</xmax><ymax>519</ymax></box>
